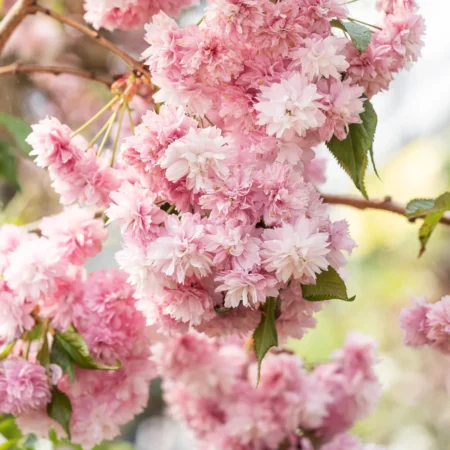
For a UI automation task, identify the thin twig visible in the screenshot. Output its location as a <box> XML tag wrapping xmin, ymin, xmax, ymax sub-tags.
<box><xmin>0</xmin><ymin>62</ymin><xmax>113</xmax><ymax>86</ymax></box>
<box><xmin>29</xmin><ymin>3</ymin><xmax>152</xmax><ymax>80</ymax></box>
<box><xmin>323</xmin><ymin>194</ymin><xmax>450</xmax><ymax>226</ymax></box>
<box><xmin>0</xmin><ymin>0</ymin><xmax>36</xmax><ymax>53</ymax></box>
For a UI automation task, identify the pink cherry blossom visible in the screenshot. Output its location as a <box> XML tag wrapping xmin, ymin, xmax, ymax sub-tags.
<box><xmin>255</xmin><ymin>72</ymin><xmax>326</xmax><ymax>138</ymax></box>
<box><xmin>400</xmin><ymin>296</ymin><xmax>431</xmax><ymax>347</ymax></box>
<box><xmin>0</xmin><ymin>359</ymin><xmax>51</xmax><ymax>415</ymax></box>
<box><xmin>0</xmin><ymin>284</ymin><xmax>35</xmax><ymax>345</ymax></box>
<box><xmin>147</xmin><ymin>213</ymin><xmax>213</xmax><ymax>284</ymax></box>
<box><xmin>215</xmin><ymin>271</ymin><xmax>279</xmax><ymax>308</ymax></box>
<box><xmin>205</xmin><ymin>222</ymin><xmax>261</xmax><ymax>271</ymax></box>
<box><xmin>293</xmin><ymin>36</ymin><xmax>349</xmax><ymax>81</ymax></box>
<box><xmin>160</xmin><ymin>127</ymin><xmax>234</xmax><ymax>194</ymax></box>
<box><xmin>107</xmin><ymin>181</ymin><xmax>166</xmax><ymax>245</ymax></box>
<box><xmin>4</xmin><ymin>238</ymin><xmax>65</xmax><ymax>302</ymax></box>
<box><xmin>261</xmin><ymin>217</ymin><xmax>330</xmax><ymax>284</ymax></box>
<box><xmin>40</xmin><ymin>207</ymin><xmax>108</xmax><ymax>265</ymax></box>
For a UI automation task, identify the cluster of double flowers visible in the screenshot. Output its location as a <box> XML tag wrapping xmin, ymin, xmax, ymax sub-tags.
<box><xmin>0</xmin><ymin>0</ymin><xmax>424</xmax><ymax>449</ymax></box>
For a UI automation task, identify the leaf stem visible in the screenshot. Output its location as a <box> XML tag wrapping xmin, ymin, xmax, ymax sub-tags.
<box><xmin>126</xmin><ymin>104</ymin><xmax>135</xmax><ymax>135</ymax></box>
<box><xmin>348</xmin><ymin>17</ymin><xmax>382</xmax><ymax>31</ymax></box>
<box><xmin>110</xmin><ymin>105</ymin><xmax>126</xmax><ymax>166</ymax></box>
<box><xmin>97</xmin><ymin>108</ymin><xmax>119</xmax><ymax>157</ymax></box>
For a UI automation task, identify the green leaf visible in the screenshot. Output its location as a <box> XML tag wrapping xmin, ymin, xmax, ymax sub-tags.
<box><xmin>0</xmin><ymin>113</ymin><xmax>32</xmax><ymax>155</ymax></box>
<box><xmin>330</xmin><ymin>19</ymin><xmax>346</xmax><ymax>32</ymax></box>
<box><xmin>0</xmin><ymin>439</ymin><xmax>19</xmax><ymax>450</ymax></box>
<box><xmin>418</xmin><ymin>211</ymin><xmax>444</xmax><ymax>257</ymax></box>
<box><xmin>0</xmin><ymin>416</ymin><xmax>22</xmax><ymax>440</ymax></box>
<box><xmin>405</xmin><ymin>198</ymin><xmax>436</xmax><ymax>219</ymax></box>
<box><xmin>253</xmin><ymin>297</ymin><xmax>279</xmax><ymax>384</ymax></box>
<box><xmin>50</xmin><ymin>336</ymin><xmax>75</xmax><ymax>383</ymax></box>
<box><xmin>55</xmin><ymin>328</ymin><xmax>121</xmax><ymax>371</ymax></box>
<box><xmin>405</xmin><ymin>192</ymin><xmax>450</xmax><ymax>256</ymax></box>
<box><xmin>0</xmin><ymin>141</ymin><xmax>20</xmax><ymax>191</ymax></box>
<box><xmin>342</xmin><ymin>21</ymin><xmax>373</xmax><ymax>52</ymax></box>
<box><xmin>17</xmin><ymin>435</ymin><xmax>38</xmax><ymax>450</ymax></box>
<box><xmin>0</xmin><ymin>342</ymin><xmax>16</xmax><ymax>361</ymax></box>
<box><xmin>302</xmin><ymin>267</ymin><xmax>355</xmax><ymax>302</ymax></box>
<box><xmin>331</xmin><ymin>19</ymin><xmax>373</xmax><ymax>52</ymax></box>
<box><xmin>36</xmin><ymin>334</ymin><xmax>50</xmax><ymax>368</ymax></box>
<box><xmin>435</xmin><ymin>192</ymin><xmax>450</xmax><ymax>210</ymax></box>
<box><xmin>47</xmin><ymin>388</ymin><xmax>72</xmax><ymax>439</ymax></box>
<box><xmin>326</xmin><ymin>100</ymin><xmax>378</xmax><ymax>198</ymax></box>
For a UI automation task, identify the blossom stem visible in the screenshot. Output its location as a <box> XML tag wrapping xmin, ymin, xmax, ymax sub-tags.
<box><xmin>110</xmin><ymin>104</ymin><xmax>127</xmax><ymax>167</ymax></box>
<box><xmin>126</xmin><ymin>104</ymin><xmax>135</xmax><ymax>136</ymax></box>
<box><xmin>88</xmin><ymin>113</ymin><xmax>114</xmax><ymax>147</ymax></box>
<box><xmin>24</xmin><ymin>336</ymin><xmax>32</xmax><ymax>360</ymax></box>
<box><xmin>347</xmin><ymin>17</ymin><xmax>382</xmax><ymax>31</ymax></box>
<box><xmin>72</xmin><ymin>96</ymin><xmax>119</xmax><ymax>139</ymax></box>
<box><xmin>204</xmin><ymin>115</ymin><xmax>215</xmax><ymax>126</ymax></box>
<box><xmin>0</xmin><ymin>62</ymin><xmax>113</xmax><ymax>86</ymax></box>
<box><xmin>97</xmin><ymin>108</ymin><xmax>119</xmax><ymax>156</ymax></box>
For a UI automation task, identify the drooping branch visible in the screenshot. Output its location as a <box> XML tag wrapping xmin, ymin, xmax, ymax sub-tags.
<box><xmin>0</xmin><ymin>0</ymin><xmax>36</xmax><ymax>53</ymax></box>
<box><xmin>322</xmin><ymin>194</ymin><xmax>450</xmax><ymax>226</ymax></box>
<box><xmin>0</xmin><ymin>62</ymin><xmax>113</xmax><ymax>86</ymax></box>
<box><xmin>29</xmin><ymin>4</ymin><xmax>152</xmax><ymax>81</ymax></box>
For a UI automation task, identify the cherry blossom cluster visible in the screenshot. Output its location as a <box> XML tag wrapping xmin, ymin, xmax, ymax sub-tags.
<box><xmin>23</xmin><ymin>0</ymin><xmax>425</xmax><ymax>355</ymax></box>
<box><xmin>400</xmin><ymin>295</ymin><xmax>450</xmax><ymax>354</ymax></box>
<box><xmin>84</xmin><ymin>0</ymin><xmax>199</xmax><ymax>31</ymax></box>
<box><xmin>154</xmin><ymin>332</ymin><xmax>383</xmax><ymax>450</ymax></box>
<box><xmin>0</xmin><ymin>212</ymin><xmax>154</xmax><ymax>449</ymax></box>
<box><xmin>0</xmin><ymin>0</ymin><xmax>427</xmax><ymax>448</ymax></box>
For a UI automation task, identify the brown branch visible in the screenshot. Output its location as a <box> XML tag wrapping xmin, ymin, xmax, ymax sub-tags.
<box><xmin>323</xmin><ymin>194</ymin><xmax>450</xmax><ymax>226</ymax></box>
<box><xmin>0</xmin><ymin>0</ymin><xmax>36</xmax><ymax>53</ymax></box>
<box><xmin>0</xmin><ymin>62</ymin><xmax>113</xmax><ymax>86</ymax></box>
<box><xmin>29</xmin><ymin>4</ymin><xmax>152</xmax><ymax>81</ymax></box>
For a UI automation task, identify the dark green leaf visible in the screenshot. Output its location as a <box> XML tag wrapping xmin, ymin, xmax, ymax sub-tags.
<box><xmin>330</xmin><ymin>19</ymin><xmax>346</xmax><ymax>32</ymax></box>
<box><xmin>368</xmin><ymin>144</ymin><xmax>381</xmax><ymax>180</ymax></box>
<box><xmin>302</xmin><ymin>267</ymin><xmax>355</xmax><ymax>302</ymax></box>
<box><xmin>0</xmin><ymin>141</ymin><xmax>20</xmax><ymax>190</ymax></box>
<box><xmin>47</xmin><ymin>388</ymin><xmax>72</xmax><ymax>439</ymax></box>
<box><xmin>326</xmin><ymin>100</ymin><xmax>377</xmax><ymax>198</ymax></box>
<box><xmin>50</xmin><ymin>336</ymin><xmax>75</xmax><ymax>382</ymax></box>
<box><xmin>36</xmin><ymin>334</ymin><xmax>50</xmax><ymax>368</ymax></box>
<box><xmin>214</xmin><ymin>305</ymin><xmax>233</xmax><ymax>315</ymax></box>
<box><xmin>25</xmin><ymin>323</ymin><xmax>42</xmax><ymax>341</ymax></box>
<box><xmin>55</xmin><ymin>328</ymin><xmax>121</xmax><ymax>371</ymax></box>
<box><xmin>0</xmin><ymin>113</ymin><xmax>32</xmax><ymax>155</ymax></box>
<box><xmin>253</xmin><ymin>297</ymin><xmax>279</xmax><ymax>384</ymax></box>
